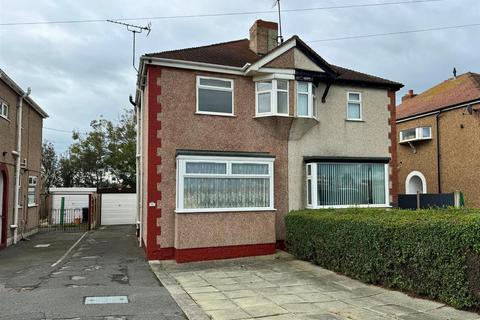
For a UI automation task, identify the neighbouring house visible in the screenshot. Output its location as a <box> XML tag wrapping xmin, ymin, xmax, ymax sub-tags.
<box><xmin>0</xmin><ymin>69</ymin><xmax>48</xmax><ymax>248</ymax></box>
<box><xmin>135</xmin><ymin>20</ymin><xmax>403</xmax><ymax>262</ymax></box>
<box><xmin>396</xmin><ymin>71</ymin><xmax>480</xmax><ymax>207</ymax></box>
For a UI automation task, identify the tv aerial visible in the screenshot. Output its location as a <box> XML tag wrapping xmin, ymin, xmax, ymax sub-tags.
<box><xmin>107</xmin><ymin>20</ymin><xmax>152</xmax><ymax>72</ymax></box>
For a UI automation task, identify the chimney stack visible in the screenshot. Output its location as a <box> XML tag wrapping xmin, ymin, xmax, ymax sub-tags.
<box><xmin>402</xmin><ymin>89</ymin><xmax>417</xmax><ymax>102</ymax></box>
<box><xmin>249</xmin><ymin>20</ymin><xmax>278</xmax><ymax>55</ymax></box>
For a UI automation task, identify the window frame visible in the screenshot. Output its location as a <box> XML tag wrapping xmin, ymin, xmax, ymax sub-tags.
<box><xmin>306</xmin><ymin>162</ymin><xmax>390</xmax><ymax>209</ymax></box>
<box><xmin>0</xmin><ymin>101</ymin><xmax>9</xmax><ymax>120</ymax></box>
<box><xmin>176</xmin><ymin>155</ymin><xmax>275</xmax><ymax>213</ymax></box>
<box><xmin>196</xmin><ymin>76</ymin><xmax>235</xmax><ymax>117</ymax></box>
<box><xmin>296</xmin><ymin>81</ymin><xmax>317</xmax><ymax>118</ymax></box>
<box><xmin>399</xmin><ymin>126</ymin><xmax>432</xmax><ymax>143</ymax></box>
<box><xmin>346</xmin><ymin>91</ymin><xmax>363</xmax><ymax>121</ymax></box>
<box><xmin>255</xmin><ymin>79</ymin><xmax>289</xmax><ymax>117</ymax></box>
<box><xmin>28</xmin><ymin>176</ymin><xmax>38</xmax><ymax>207</ymax></box>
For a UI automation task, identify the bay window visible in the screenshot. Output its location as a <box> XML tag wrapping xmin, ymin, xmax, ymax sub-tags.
<box><xmin>306</xmin><ymin>161</ymin><xmax>389</xmax><ymax>208</ymax></box>
<box><xmin>197</xmin><ymin>76</ymin><xmax>234</xmax><ymax>115</ymax></box>
<box><xmin>256</xmin><ymin>80</ymin><xmax>289</xmax><ymax>116</ymax></box>
<box><xmin>297</xmin><ymin>82</ymin><xmax>317</xmax><ymax>118</ymax></box>
<box><xmin>177</xmin><ymin>155</ymin><xmax>275</xmax><ymax>212</ymax></box>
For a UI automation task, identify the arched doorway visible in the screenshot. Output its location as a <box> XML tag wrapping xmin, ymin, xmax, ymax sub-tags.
<box><xmin>406</xmin><ymin>171</ymin><xmax>427</xmax><ymax>194</ymax></box>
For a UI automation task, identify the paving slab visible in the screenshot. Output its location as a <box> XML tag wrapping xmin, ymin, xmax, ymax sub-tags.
<box><xmin>150</xmin><ymin>251</ymin><xmax>480</xmax><ymax>320</ymax></box>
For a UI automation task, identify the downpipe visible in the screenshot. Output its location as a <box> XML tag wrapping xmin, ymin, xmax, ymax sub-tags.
<box><xmin>12</xmin><ymin>87</ymin><xmax>30</xmax><ymax>244</ymax></box>
<box><xmin>129</xmin><ymin>87</ymin><xmax>143</xmax><ymax>247</ymax></box>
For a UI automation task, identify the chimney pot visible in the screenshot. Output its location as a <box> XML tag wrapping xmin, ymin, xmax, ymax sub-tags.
<box><xmin>249</xmin><ymin>20</ymin><xmax>278</xmax><ymax>55</ymax></box>
<box><xmin>402</xmin><ymin>89</ymin><xmax>417</xmax><ymax>102</ymax></box>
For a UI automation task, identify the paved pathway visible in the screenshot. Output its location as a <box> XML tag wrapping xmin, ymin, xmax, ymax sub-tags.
<box><xmin>0</xmin><ymin>225</ymin><xmax>185</xmax><ymax>320</ymax></box>
<box><xmin>151</xmin><ymin>252</ymin><xmax>479</xmax><ymax>320</ymax></box>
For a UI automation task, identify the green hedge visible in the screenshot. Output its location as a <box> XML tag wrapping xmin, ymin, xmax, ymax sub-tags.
<box><xmin>285</xmin><ymin>208</ymin><xmax>480</xmax><ymax>309</ymax></box>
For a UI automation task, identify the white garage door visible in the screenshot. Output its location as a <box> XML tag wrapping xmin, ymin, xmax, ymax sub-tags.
<box><xmin>101</xmin><ymin>193</ymin><xmax>136</xmax><ymax>225</ymax></box>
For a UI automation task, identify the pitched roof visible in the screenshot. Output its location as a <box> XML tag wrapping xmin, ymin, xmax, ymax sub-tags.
<box><xmin>0</xmin><ymin>68</ymin><xmax>48</xmax><ymax>118</ymax></box>
<box><xmin>397</xmin><ymin>72</ymin><xmax>480</xmax><ymax>120</ymax></box>
<box><xmin>145</xmin><ymin>37</ymin><xmax>402</xmax><ymax>89</ymax></box>
<box><xmin>145</xmin><ymin>39</ymin><xmax>258</xmax><ymax>68</ymax></box>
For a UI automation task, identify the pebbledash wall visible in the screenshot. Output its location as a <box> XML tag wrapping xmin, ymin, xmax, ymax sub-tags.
<box><xmin>288</xmin><ymin>85</ymin><xmax>397</xmax><ymax>211</ymax></box>
<box><xmin>142</xmin><ymin>65</ymin><xmax>292</xmax><ymax>262</ymax></box>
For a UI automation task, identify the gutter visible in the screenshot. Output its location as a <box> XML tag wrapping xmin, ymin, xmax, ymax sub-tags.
<box><xmin>12</xmin><ymin>87</ymin><xmax>31</xmax><ymax>244</ymax></box>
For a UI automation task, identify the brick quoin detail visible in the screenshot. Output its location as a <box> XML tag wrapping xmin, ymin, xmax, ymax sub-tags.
<box><xmin>146</xmin><ymin>65</ymin><xmax>173</xmax><ymax>260</ymax></box>
<box><xmin>388</xmin><ymin>91</ymin><xmax>399</xmax><ymax>205</ymax></box>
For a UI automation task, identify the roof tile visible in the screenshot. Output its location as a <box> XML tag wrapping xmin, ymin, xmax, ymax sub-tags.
<box><xmin>397</xmin><ymin>72</ymin><xmax>480</xmax><ymax>119</ymax></box>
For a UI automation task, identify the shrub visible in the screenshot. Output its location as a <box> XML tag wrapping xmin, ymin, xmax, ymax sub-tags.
<box><xmin>285</xmin><ymin>208</ymin><xmax>480</xmax><ymax>309</ymax></box>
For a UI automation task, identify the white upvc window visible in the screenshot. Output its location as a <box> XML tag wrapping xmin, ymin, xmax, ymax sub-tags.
<box><xmin>255</xmin><ymin>79</ymin><xmax>289</xmax><ymax>116</ymax></box>
<box><xmin>196</xmin><ymin>76</ymin><xmax>234</xmax><ymax>116</ymax></box>
<box><xmin>0</xmin><ymin>101</ymin><xmax>8</xmax><ymax>120</ymax></box>
<box><xmin>306</xmin><ymin>162</ymin><xmax>389</xmax><ymax>208</ymax></box>
<box><xmin>28</xmin><ymin>176</ymin><xmax>38</xmax><ymax>206</ymax></box>
<box><xmin>399</xmin><ymin>127</ymin><xmax>432</xmax><ymax>143</ymax></box>
<box><xmin>346</xmin><ymin>92</ymin><xmax>362</xmax><ymax>121</ymax></box>
<box><xmin>297</xmin><ymin>82</ymin><xmax>317</xmax><ymax>118</ymax></box>
<box><xmin>176</xmin><ymin>155</ymin><xmax>275</xmax><ymax>213</ymax></box>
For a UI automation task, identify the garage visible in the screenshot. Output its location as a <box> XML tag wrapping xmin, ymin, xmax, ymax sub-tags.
<box><xmin>99</xmin><ymin>189</ymin><xmax>136</xmax><ymax>225</ymax></box>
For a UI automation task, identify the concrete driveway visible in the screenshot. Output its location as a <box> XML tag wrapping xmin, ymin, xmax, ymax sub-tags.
<box><xmin>0</xmin><ymin>225</ymin><xmax>185</xmax><ymax>320</ymax></box>
<box><xmin>151</xmin><ymin>252</ymin><xmax>480</xmax><ymax>320</ymax></box>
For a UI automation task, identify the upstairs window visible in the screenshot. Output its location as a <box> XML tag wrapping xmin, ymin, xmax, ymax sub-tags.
<box><xmin>399</xmin><ymin>127</ymin><xmax>432</xmax><ymax>143</ymax></box>
<box><xmin>196</xmin><ymin>76</ymin><xmax>234</xmax><ymax>116</ymax></box>
<box><xmin>347</xmin><ymin>92</ymin><xmax>362</xmax><ymax>121</ymax></box>
<box><xmin>297</xmin><ymin>82</ymin><xmax>317</xmax><ymax>118</ymax></box>
<box><xmin>256</xmin><ymin>79</ymin><xmax>289</xmax><ymax>116</ymax></box>
<box><xmin>0</xmin><ymin>101</ymin><xmax>8</xmax><ymax>120</ymax></box>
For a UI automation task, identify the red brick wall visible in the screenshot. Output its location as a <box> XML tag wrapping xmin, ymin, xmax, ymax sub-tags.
<box><xmin>388</xmin><ymin>90</ymin><xmax>399</xmax><ymax>205</ymax></box>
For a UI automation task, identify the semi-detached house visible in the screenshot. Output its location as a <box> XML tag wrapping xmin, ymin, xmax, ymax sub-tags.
<box><xmin>135</xmin><ymin>20</ymin><xmax>403</xmax><ymax>262</ymax></box>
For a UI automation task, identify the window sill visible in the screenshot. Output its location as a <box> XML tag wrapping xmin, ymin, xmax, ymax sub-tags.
<box><xmin>254</xmin><ymin>114</ymin><xmax>292</xmax><ymax>119</ymax></box>
<box><xmin>195</xmin><ymin>112</ymin><xmax>236</xmax><ymax>118</ymax></box>
<box><xmin>309</xmin><ymin>204</ymin><xmax>391</xmax><ymax>209</ymax></box>
<box><xmin>28</xmin><ymin>204</ymin><xmax>38</xmax><ymax>208</ymax></box>
<box><xmin>345</xmin><ymin>119</ymin><xmax>364</xmax><ymax>122</ymax></box>
<box><xmin>175</xmin><ymin>208</ymin><xmax>277</xmax><ymax>214</ymax></box>
<box><xmin>0</xmin><ymin>115</ymin><xmax>10</xmax><ymax>122</ymax></box>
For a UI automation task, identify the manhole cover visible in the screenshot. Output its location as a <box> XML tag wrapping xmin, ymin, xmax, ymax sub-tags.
<box><xmin>84</xmin><ymin>296</ymin><xmax>129</xmax><ymax>305</ymax></box>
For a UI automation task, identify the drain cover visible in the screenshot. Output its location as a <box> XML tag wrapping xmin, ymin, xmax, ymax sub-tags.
<box><xmin>84</xmin><ymin>296</ymin><xmax>129</xmax><ymax>305</ymax></box>
<box><xmin>35</xmin><ymin>244</ymin><xmax>50</xmax><ymax>248</ymax></box>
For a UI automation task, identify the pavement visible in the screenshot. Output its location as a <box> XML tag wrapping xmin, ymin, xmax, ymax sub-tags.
<box><xmin>0</xmin><ymin>225</ymin><xmax>185</xmax><ymax>320</ymax></box>
<box><xmin>150</xmin><ymin>252</ymin><xmax>480</xmax><ymax>320</ymax></box>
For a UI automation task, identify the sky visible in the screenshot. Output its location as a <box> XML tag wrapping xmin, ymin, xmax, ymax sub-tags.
<box><xmin>0</xmin><ymin>0</ymin><xmax>479</xmax><ymax>153</ymax></box>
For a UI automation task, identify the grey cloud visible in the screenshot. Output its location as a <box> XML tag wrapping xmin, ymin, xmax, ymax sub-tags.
<box><xmin>1</xmin><ymin>0</ymin><xmax>479</xmax><ymax>153</ymax></box>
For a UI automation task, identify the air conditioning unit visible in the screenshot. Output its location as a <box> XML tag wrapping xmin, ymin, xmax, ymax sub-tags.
<box><xmin>20</xmin><ymin>158</ymin><xmax>27</xmax><ymax>168</ymax></box>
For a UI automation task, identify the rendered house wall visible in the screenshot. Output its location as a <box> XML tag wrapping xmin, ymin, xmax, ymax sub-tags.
<box><xmin>288</xmin><ymin>85</ymin><xmax>393</xmax><ymax>211</ymax></box>
<box><xmin>143</xmin><ymin>65</ymin><xmax>291</xmax><ymax>261</ymax></box>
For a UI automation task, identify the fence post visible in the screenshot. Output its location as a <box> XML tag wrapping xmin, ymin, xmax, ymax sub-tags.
<box><xmin>454</xmin><ymin>191</ymin><xmax>464</xmax><ymax>208</ymax></box>
<box><xmin>416</xmin><ymin>192</ymin><xmax>421</xmax><ymax>210</ymax></box>
<box><xmin>60</xmin><ymin>197</ymin><xmax>65</xmax><ymax>225</ymax></box>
